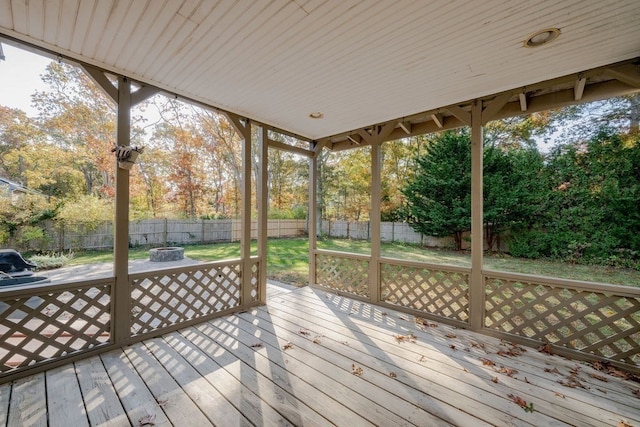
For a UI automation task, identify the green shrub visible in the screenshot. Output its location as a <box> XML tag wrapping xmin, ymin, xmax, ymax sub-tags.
<box><xmin>28</xmin><ymin>253</ymin><xmax>72</xmax><ymax>270</ymax></box>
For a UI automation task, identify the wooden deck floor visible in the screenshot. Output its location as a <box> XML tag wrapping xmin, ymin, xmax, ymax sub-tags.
<box><xmin>1</xmin><ymin>283</ymin><xmax>639</xmax><ymax>426</ymax></box>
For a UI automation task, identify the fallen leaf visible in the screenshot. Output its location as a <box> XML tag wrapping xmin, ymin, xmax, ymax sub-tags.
<box><xmin>633</xmin><ymin>389</ymin><xmax>640</xmax><ymax>399</ymax></box>
<box><xmin>394</xmin><ymin>333</ymin><xmax>417</xmax><ymax>343</ymax></box>
<box><xmin>351</xmin><ymin>364</ymin><xmax>363</xmax><ymax>376</ymax></box>
<box><xmin>498</xmin><ymin>366</ymin><xmax>518</xmax><ymax>377</ymax></box>
<box><xmin>596</xmin><ymin>387</ymin><xmax>608</xmax><ymax>394</ymax></box>
<box><xmin>544</xmin><ymin>367</ymin><xmax>561</xmax><ymax>375</ymax></box>
<box><xmin>463</xmin><ymin>368</ymin><xmax>469</xmax><ymax>373</ymax></box>
<box><xmin>416</xmin><ymin>317</ymin><xmax>438</xmax><ymax>328</ymax></box>
<box><xmin>480</xmin><ymin>358</ymin><xmax>495</xmax><ymax>367</ymax></box>
<box><xmin>508</xmin><ymin>394</ymin><xmax>534</xmax><ymax>413</ymax></box>
<box><xmin>418</xmin><ymin>355</ymin><xmax>427</xmax><ymax>363</ymax></box>
<box><xmin>381</xmin><ymin>311</ymin><xmax>388</xmax><ymax>316</ymax></box>
<box><xmin>524</xmin><ymin>377</ymin><xmax>532</xmax><ymax>384</ymax></box>
<box><xmin>538</xmin><ymin>342</ymin><xmax>553</xmax><ymax>355</ymax></box>
<box><xmin>312</xmin><ymin>337</ymin><xmax>321</xmax><ymax>344</ymax></box>
<box><xmin>449</xmin><ymin>344</ymin><xmax>457</xmax><ymax>351</ymax></box>
<box><xmin>554</xmin><ymin>392</ymin><xmax>566</xmax><ymax>398</ymax></box>
<box><xmin>282</xmin><ymin>342</ymin><xmax>294</xmax><ymax>350</ymax></box>
<box><xmin>398</xmin><ymin>315</ymin><xmax>409</xmax><ymax>321</ymax></box>
<box><xmin>492</xmin><ymin>376</ymin><xmax>499</xmax><ymax>383</ymax></box>
<box><xmin>298</xmin><ymin>329</ymin><xmax>311</xmax><ymax>336</ymax></box>
<box><xmin>618</xmin><ymin>421</ymin><xmax>632</xmax><ymax>427</ymax></box>
<box><xmin>388</xmin><ymin>372</ymin><xmax>397</xmax><ymax>378</ymax></box>
<box><xmin>445</xmin><ymin>333</ymin><xmax>457</xmax><ymax>339</ymax></box>
<box><xmin>139</xmin><ymin>414</ymin><xmax>156</xmax><ymax>426</ymax></box>
<box><xmin>156</xmin><ymin>399</ymin><xmax>168</xmax><ymax>407</ymax></box>
<box><xmin>342</xmin><ymin>341</ymin><xmax>349</xmax><ymax>346</ymax></box>
<box><xmin>250</xmin><ymin>343</ymin><xmax>263</xmax><ymax>349</ymax></box>
<box><xmin>589</xmin><ymin>373</ymin><xmax>609</xmax><ymax>382</ymax></box>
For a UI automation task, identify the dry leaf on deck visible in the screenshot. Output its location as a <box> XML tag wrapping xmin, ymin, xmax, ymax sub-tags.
<box><xmin>388</xmin><ymin>372</ymin><xmax>398</xmax><ymax>378</ymax></box>
<box><xmin>554</xmin><ymin>392</ymin><xmax>566</xmax><ymax>398</ymax></box>
<box><xmin>299</xmin><ymin>329</ymin><xmax>311</xmax><ymax>336</ymax></box>
<box><xmin>312</xmin><ymin>337</ymin><xmax>321</xmax><ymax>344</ymax></box>
<box><xmin>632</xmin><ymin>389</ymin><xmax>640</xmax><ymax>398</ymax></box>
<box><xmin>508</xmin><ymin>394</ymin><xmax>535</xmax><ymax>413</ymax></box>
<box><xmin>618</xmin><ymin>421</ymin><xmax>633</xmax><ymax>427</ymax></box>
<box><xmin>589</xmin><ymin>373</ymin><xmax>609</xmax><ymax>382</ymax></box>
<box><xmin>480</xmin><ymin>358</ymin><xmax>495</xmax><ymax>367</ymax></box>
<box><xmin>449</xmin><ymin>344</ymin><xmax>457</xmax><ymax>350</ymax></box>
<box><xmin>498</xmin><ymin>366</ymin><xmax>518</xmax><ymax>377</ymax></box>
<box><xmin>492</xmin><ymin>377</ymin><xmax>499</xmax><ymax>383</ymax></box>
<box><xmin>156</xmin><ymin>399</ymin><xmax>168</xmax><ymax>408</ymax></box>
<box><xmin>538</xmin><ymin>342</ymin><xmax>553</xmax><ymax>355</ymax></box>
<box><xmin>445</xmin><ymin>333</ymin><xmax>457</xmax><ymax>339</ymax></box>
<box><xmin>282</xmin><ymin>342</ymin><xmax>294</xmax><ymax>350</ymax></box>
<box><xmin>544</xmin><ymin>367</ymin><xmax>561</xmax><ymax>375</ymax></box>
<box><xmin>250</xmin><ymin>343</ymin><xmax>263</xmax><ymax>349</ymax></box>
<box><xmin>139</xmin><ymin>414</ymin><xmax>156</xmax><ymax>426</ymax></box>
<box><xmin>351</xmin><ymin>364</ymin><xmax>363</xmax><ymax>376</ymax></box>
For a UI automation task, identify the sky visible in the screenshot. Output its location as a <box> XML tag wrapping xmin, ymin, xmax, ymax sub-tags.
<box><xmin>0</xmin><ymin>43</ymin><xmax>53</xmax><ymax>116</ymax></box>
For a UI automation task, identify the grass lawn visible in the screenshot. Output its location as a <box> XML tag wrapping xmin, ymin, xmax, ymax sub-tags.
<box><xmin>66</xmin><ymin>237</ymin><xmax>639</xmax><ymax>287</ymax></box>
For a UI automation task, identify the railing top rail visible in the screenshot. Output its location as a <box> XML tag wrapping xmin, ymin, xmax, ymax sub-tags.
<box><xmin>379</xmin><ymin>256</ymin><xmax>471</xmax><ymax>274</ymax></box>
<box><xmin>314</xmin><ymin>248</ymin><xmax>371</xmax><ymax>261</ymax></box>
<box><xmin>0</xmin><ymin>277</ymin><xmax>114</xmax><ymax>299</ymax></box>
<box><xmin>128</xmin><ymin>258</ymin><xmax>244</xmax><ymax>280</ymax></box>
<box><xmin>484</xmin><ymin>269</ymin><xmax>640</xmax><ymax>297</ymax></box>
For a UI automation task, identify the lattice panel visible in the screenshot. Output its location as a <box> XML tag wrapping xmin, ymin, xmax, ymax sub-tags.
<box><xmin>315</xmin><ymin>253</ymin><xmax>370</xmax><ymax>297</ymax></box>
<box><xmin>0</xmin><ymin>284</ymin><xmax>111</xmax><ymax>374</ymax></box>
<box><xmin>251</xmin><ymin>260</ymin><xmax>260</xmax><ymax>302</ymax></box>
<box><xmin>381</xmin><ymin>262</ymin><xmax>470</xmax><ymax>322</ymax></box>
<box><xmin>485</xmin><ymin>276</ymin><xmax>640</xmax><ymax>365</ymax></box>
<box><xmin>131</xmin><ymin>263</ymin><xmax>241</xmax><ymax>336</ymax></box>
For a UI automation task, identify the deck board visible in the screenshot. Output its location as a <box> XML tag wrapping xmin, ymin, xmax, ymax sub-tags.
<box><xmin>46</xmin><ymin>365</ymin><xmax>89</xmax><ymax>426</ymax></box>
<box><xmin>3</xmin><ymin>285</ymin><xmax>640</xmax><ymax>426</ymax></box>
<box><xmin>75</xmin><ymin>356</ymin><xmax>129</xmax><ymax>426</ymax></box>
<box><xmin>0</xmin><ymin>381</ymin><xmax>10</xmax><ymax>426</ymax></box>
<box><xmin>274</xmin><ymin>287</ymin><xmax>639</xmax><ymax>427</ymax></box>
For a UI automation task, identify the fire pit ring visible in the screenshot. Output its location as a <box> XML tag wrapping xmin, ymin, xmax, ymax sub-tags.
<box><xmin>149</xmin><ymin>247</ymin><xmax>184</xmax><ymax>262</ymax></box>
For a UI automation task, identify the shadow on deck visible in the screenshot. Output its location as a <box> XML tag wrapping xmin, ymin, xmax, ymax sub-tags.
<box><xmin>1</xmin><ymin>283</ymin><xmax>639</xmax><ymax>426</ymax></box>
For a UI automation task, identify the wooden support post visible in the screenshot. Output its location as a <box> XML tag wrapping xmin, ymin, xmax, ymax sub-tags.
<box><xmin>257</xmin><ymin>126</ymin><xmax>268</xmax><ymax>303</ymax></box>
<box><xmin>470</xmin><ymin>100</ymin><xmax>484</xmax><ymax>331</ymax></box>
<box><xmin>309</xmin><ymin>142</ymin><xmax>319</xmax><ymax>286</ymax></box>
<box><xmin>113</xmin><ymin>76</ymin><xmax>130</xmax><ymax>346</ymax></box>
<box><xmin>240</xmin><ymin>122</ymin><xmax>252</xmax><ymax>307</ymax></box>
<box><xmin>369</xmin><ymin>141</ymin><xmax>382</xmax><ymax>304</ymax></box>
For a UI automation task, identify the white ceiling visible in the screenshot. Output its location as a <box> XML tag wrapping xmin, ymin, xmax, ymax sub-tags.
<box><xmin>1</xmin><ymin>0</ymin><xmax>639</xmax><ymax>140</ymax></box>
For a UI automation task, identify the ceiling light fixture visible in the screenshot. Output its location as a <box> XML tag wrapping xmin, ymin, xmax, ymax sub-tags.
<box><xmin>309</xmin><ymin>112</ymin><xmax>324</xmax><ymax>119</ymax></box>
<box><xmin>524</xmin><ymin>28</ymin><xmax>561</xmax><ymax>48</ymax></box>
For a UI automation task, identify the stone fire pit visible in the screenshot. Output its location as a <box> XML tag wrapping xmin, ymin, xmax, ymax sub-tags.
<box><xmin>149</xmin><ymin>247</ymin><xmax>184</xmax><ymax>262</ymax></box>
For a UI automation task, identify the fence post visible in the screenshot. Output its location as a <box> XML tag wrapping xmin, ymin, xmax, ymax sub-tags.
<box><xmin>201</xmin><ymin>219</ymin><xmax>205</xmax><ymax>244</ymax></box>
<box><xmin>58</xmin><ymin>224</ymin><xmax>65</xmax><ymax>253</ymax></box>
<box><xmin>163</xmin><ymin>218</ymin><xmax>168</xmax><ymax>246</ymax></box>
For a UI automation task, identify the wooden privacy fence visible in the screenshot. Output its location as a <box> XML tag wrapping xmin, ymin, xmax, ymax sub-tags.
<box><xmin>0</xmin><ymin>258</ymin><xmax>262</xmax><ymax>383</ymax></box>
<box><xmin>313</xmin><ymin>249</ymin><xmax>640</xmax><ymax>373</ymax></box>
<box><xmin>10</xmin><ymin>219</ymin><xmax>307</xmax><ymax>252</ymax></box>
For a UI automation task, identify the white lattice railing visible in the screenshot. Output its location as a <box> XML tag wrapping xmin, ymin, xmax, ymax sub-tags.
<box><xmin>484</xmin><ymin>270</ymin><xmax>640</xmax><ymax>367</ymax></box>
<box><xmin>1</xmin><ymin>257</ymin><xmax>261</xmax><ymax>383</ymax></box>
<box><xmin>315</xmin><ymin>250</ymin><xmax>370</xmax><ymax>297</ymax></box>
<box><xmin>380</xmin><ymin>258</ymin><xmax>470</xmax><ymax>324</ymax></box>
<box><xmin>131</xmin><ymin>259</ymin><xmax>246</xmax><ymax>336</ymax></box>
<box><xmin>0</xmin><ymin>278</ymin><xmax>113</xmax><ymax>375</ymax></box>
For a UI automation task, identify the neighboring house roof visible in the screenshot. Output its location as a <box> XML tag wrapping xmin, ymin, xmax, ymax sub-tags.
<box><xmin>0</xmin><ymin>177</ymin><xmax>42</xmax><ymax>198</ymax></box>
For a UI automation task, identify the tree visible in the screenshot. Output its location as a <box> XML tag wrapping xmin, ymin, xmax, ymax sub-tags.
<box><xmin>402</xmin><ymin>129</ymin><xmax>471</xmax><ymax>250</ymax></box>
<box><xmin>483</xmin><ymin>145</ymin><xmax>546</xmax><ymax>251</ymax></box>
<box><xmin>514</xmin><ymin>127</ymin><xmax>640</xmax><ymax>264</ymax></box>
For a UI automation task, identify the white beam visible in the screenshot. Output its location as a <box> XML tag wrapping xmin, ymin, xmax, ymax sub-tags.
<box><xmin>398</xmin><ymin>121</ymin><xmax>412</xmax><ymax>134</ymax></box>
<box><xmin>574</xmin><ymin>77</ymin><xmax>587</xmax><ymax>101</ymax></box>
<box><xmin>518</xmin><ymin>92</ymin><xmax>528</xmax><ymax>111</ymax></box>
<box><xmin>431</xmin><ymin>113</ymin><xmax>444</xmax><ymax>128</ymax></box>
<box><xmin>605</xmin><ymin>64</ymin><xmax>640</xmax><ymax>88</ymax></box>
